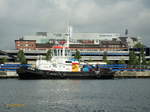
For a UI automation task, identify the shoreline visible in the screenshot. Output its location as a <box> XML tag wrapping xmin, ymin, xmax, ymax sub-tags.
<box><xmin>0</xmin><ymin>76</ymin><xmax>18</xmax><ymax>79</ymax></box>
<box><xmin>1</xmin><ymin>71</ymin><xmax>150</xmax><ymax>79</ymax></box>
<box><xmin>1</xmin><ymin>76</ymin><xmax>150</xmax><ymax>79</ymax></box>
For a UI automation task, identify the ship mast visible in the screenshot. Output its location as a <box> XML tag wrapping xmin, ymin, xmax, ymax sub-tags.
<box><xmin>66</xmin><ymin>25</ymin><xmax>72</xmax><ymax>48</ymax></box>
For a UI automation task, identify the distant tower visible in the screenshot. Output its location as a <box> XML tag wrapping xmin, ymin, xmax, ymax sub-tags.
<box><xmin>125</xmin><ymin>29</ymin><xmax>128</xmax><ymax>36</ymax></box>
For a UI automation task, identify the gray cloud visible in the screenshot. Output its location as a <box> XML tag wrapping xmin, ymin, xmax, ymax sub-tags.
<box><xmin>0</xmin><ymin>0</ymin><xmax>150</xmax><ymax>49</ymax></box>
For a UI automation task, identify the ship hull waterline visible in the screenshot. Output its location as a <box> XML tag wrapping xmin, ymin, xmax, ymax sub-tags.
<box><xmin>17</xmin><ymin>67</ymin><xmax>115</xmax><ymax>80</ymax></box>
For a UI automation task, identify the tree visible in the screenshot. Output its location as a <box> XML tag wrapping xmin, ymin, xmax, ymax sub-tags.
<box><xmin>74</xmin><ymin>49</ymin><xmax>81</xmax><ymax>60</ymax></box>
<box><xmin>0</xmin><ymin>57</ymin><xmax>8</xmax><ymax>64</ymax></box>
<box><xmin>45</xmin><ymin>49</ymin><xmax>52</xmax><ymax>60</ymax></box>
<box><xmin>106</xmin><ymin>60</ymin><xmax>113</xmax><ymax>64</ymax></box>
<box><xmin>140</xmin><ymin>47</ymin><xmax>146</xmax><ymax>65</ymax></box>
<box><xmin>146</xmin><ymin>60</ymin><xmax>150</xmax><ymax>65</ymax></box>
<box><xmin>134</xmin><ymin>42</ymin><xmax>146</xmax><ymax>65</ymax></box>
<box><xmin>17</xmin><ymin>50</ymin><xmax>27</xmax><ymax>64</ymax></box>
<box><xmin>133</xmin><ymin>42</ymin><xmax>144</xmax><ymax>48</ymax></box>
<box><xmin>128</xmin><ymin>50</ymin><xmax>138</xmax><ymax>65</ymax></box>
<box><xmin>88</xmin><ymin>57</ymin><xmax>93</xmax><ymax>62</ymax></box>
<box><xmin>118</xmin><ymin>59</ymin><xmax>125</xmax><ymax>64</ymax></box>
<box><xmin>103</xmin><ymin>51</ymin><xmax>107</xmax><ymax>62</ymax></box>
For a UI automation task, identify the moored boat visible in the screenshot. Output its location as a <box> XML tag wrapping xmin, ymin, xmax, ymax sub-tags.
<box><xmin>17</xmin><ymin>26</ymin><xmax>115</xmax><ymax>79</ymax></box>
<box><xmin>17</xmin><ymin>66</ymin><xmax>115</xmax><ymax>79</ymax></box>
<box><xmin>17</xmin><ymin>46</ymin><xmax>115</xmax><ymax>79</ymax></box>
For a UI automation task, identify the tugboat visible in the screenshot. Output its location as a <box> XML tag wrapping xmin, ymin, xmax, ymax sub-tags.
<box><xmin>17</xmin><ymin>27</ymin><xmax>115</xmax><ymax>79</ymax></box>
<box><xmin>17</xmin><ymin>46</ymin><xmax>114</xmax><ymax>79</ymax></box>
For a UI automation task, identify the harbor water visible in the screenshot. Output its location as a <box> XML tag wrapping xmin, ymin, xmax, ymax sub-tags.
<box><xmin>0</xmin><ymin>79</ymin><xmax>150</xmax><ymax>112</ymax></box>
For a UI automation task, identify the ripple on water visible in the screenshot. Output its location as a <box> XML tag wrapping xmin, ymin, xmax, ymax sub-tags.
<box><xmin>0</xmin><ymin>79</ymin><xmax>150</xmax><ymax>112</ymax></box>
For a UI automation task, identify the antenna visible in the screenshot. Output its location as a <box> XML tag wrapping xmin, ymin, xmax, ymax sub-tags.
<box><xmin>66</xmin><ymin>25</ymin><xmax>71</xmax><ymax>48</ymax></box>
<box><xmin>66</xmin><ymin>23</ymin><xmax>73</xmax><ymax>48</ymax></box>
<box><xmin>125</xmin><ymin>29</ymin><xmax>128</xmax><ymax>36</ymax></box>
<box><xmin>66</xmin><ymin>26</ymin><xmax>70</xmax><ymax>48</ymax></box>
<box><xmin>66</xmin><ymin>10</ymin><xmax>72</xmax><ymax>48</ymax></box>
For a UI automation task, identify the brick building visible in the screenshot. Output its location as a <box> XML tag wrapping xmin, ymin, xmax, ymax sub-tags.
<box><xmin>15</xmin><ymin>39</ymin><xmax>36</xmax><ymax>50</ymax></box>
<box><xmin>15</xmin><ymin>32</ymin><xmax>140</xmax><ymax>51</ymax></box>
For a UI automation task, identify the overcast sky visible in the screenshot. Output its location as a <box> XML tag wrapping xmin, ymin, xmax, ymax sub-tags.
<box><xmin>0</xmin><ymin>0</ymin><xmax>150</xmax><ymax>49</ymax></box>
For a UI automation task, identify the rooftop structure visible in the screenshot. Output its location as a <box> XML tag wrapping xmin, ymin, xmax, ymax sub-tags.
<box><xmin>15</xmin><ymin>32</ymin><xmax>140</xmax><ymax>51</ymax></box>
<box><xmin>23</xmin><ymin>33</ymin><xmax>120</xmax><ymax>42</ymax></box>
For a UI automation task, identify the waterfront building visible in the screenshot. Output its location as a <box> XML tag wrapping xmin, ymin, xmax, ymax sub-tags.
<box><xmin>1</xmin><ymin>48</ymin><xmax>150</xmax><ymax>63</ymax></box>
<box><xmin>15</xmin><ymin>39</ymin><xmax>36</xmax><ymax>50</ymax></box>
<box><xmin>15</xmin><ymin>32</ymin><xmax>140</xmax><ymax>51</ymax></box>
<box><xmin>0</xmin><ymin>32</ymin><xmax>144</xmax><ymax>63</ymax></box>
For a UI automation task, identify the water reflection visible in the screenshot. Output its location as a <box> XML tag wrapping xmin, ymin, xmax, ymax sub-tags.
<box><xmin>0</xmin><ymin>79</ymin><xmax>150</xmax><ymax>112</ymax></box>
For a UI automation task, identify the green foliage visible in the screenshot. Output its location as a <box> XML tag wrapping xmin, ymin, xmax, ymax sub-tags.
<box><xmin>88</xmin><ymin>57</ymin><xmax>93</xmax><ymax>62</ymax></box>
<box><xmin>0</xmin><ymin>57</ymin><xmax>8</xmax><ymax>64</ymax></box>
<box><xmin>133</xmin><ymin>42</ymin><xmax>146</xmax><ymax>65</ymax></box>
<box><xmin>140</xmin><ymin>47</ymin><xmax>146</xmax><ymax>65</ymax></box>
<box><xmin>103</xmin><ymin>51</ymin><xmax>107</xmax><ymax>62</ymax></box>
<box><xmin>118</xmin><ymin>59</ymin><xmax>125</xmax><ymax>64</ymax></box>
<box><xmin>146</xmin><ymin>60</ymin><xmax>150</xmax><ymax>65</ymax></box>
<box><xmin>74</xmin><ymin>49</ymin><xmax>81</xmax><ymax>60</ymax></box>
<box><xmin>106</xmin><ymin>60</ymin><xmax>114</xmax><ymax>64</ymax></box>
<box><xmin>45</xmin><ymin>49</ymin><xmax>52</xmax><ymax>60</ymax></box>
<box><xmin>17</xmin><ymin>50</ymin><xmax>27</xmax><ymax>64</ymax></box>
<box><xmin>128</xmin><ymin>51</ymin><xmax>138</xmax><ymax>65</ymax></box>
<box><xmin>133</xmin><ymin>42</ymin><xmax>144</xmax><ymax>48</ymax></box>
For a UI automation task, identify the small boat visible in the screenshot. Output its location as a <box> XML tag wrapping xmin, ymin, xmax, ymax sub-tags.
<box><xmin>17</xmin><ymin>26</ymin><xmax>115</xmax><ymax>79</ymax></box>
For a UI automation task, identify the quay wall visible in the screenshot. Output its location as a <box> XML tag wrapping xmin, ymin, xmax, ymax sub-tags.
<box><xmin>114</xmin><ymin>71</ymin><xmax>150</xmax><ymax>78</ymax></box>
<box><xmin>0</xmin><ymin>71</ymin><xmax>150</xmax><ymax>79</ymax></box>
<box><xmin>0</xmin><ymin>71</ymin><xmax>18</xmax><ymax>78</ymax></box>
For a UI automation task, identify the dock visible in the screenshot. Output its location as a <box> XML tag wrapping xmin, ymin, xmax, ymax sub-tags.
<box><xmin>114</xmin><ymin>71</ymin><xmax>150</xmax><ymax>78</ymax></box>
<box><xmin>0</xmin><ymin>71</ymin><xmax>18</xmax><ymax>79</ymax></box>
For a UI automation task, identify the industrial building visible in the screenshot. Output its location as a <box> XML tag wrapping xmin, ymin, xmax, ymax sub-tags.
<box><xmin>15</xmin><ymin>32</ymin><xmax>139</xmax><ymax>51</ymax></box>
<box><xmin>1</xmin><ymin>31</ymin><xmax>148</xmax><ymax>64</ymax></box>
